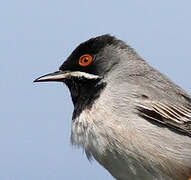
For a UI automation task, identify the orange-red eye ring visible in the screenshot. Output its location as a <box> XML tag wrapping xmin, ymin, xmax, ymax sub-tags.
<box><xmin>79</xmin><ymin>54</ymin><xmax>93</xmax><ymax>67</ymax></box>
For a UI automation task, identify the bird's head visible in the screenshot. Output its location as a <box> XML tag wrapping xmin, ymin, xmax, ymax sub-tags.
<box><xmin>34</xmin><ymin>34</ymin><xmax>136</xmax><ymax>115</ymax></box>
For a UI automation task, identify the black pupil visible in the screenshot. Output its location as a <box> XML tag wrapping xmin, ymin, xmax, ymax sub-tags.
<box><xmin>84</xmin><ymin>58</ymin><xmax>89</xmax><ymax>63</ymax></box>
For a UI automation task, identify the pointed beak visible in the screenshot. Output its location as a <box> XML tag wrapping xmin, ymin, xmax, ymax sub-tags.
<box><xmin>34</xmin><ymin>70</ymin><xmax>101</xmax><ymax>83</ymax></box>
<box><xmin>34</xmin><ymin>70</ymin><xmax>70</xmax><ymax>83</ymax></box>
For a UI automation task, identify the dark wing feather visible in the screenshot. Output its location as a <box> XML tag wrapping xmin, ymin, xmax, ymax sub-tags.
<box><xmin>136</xmin><ymin>102</ymin><xmax>191</xmax><ymax>135</ymax></box>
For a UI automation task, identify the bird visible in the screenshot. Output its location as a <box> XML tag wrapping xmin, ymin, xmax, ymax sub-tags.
<box><xmin>34</xmin><ymin>34</ymin><xmax>191</xmax><ymax>180</ymax></box>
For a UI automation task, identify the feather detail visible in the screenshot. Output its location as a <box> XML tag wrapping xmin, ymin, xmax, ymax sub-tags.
<box><xmin>136</xmin><ymin>101</ymin><xmax>191</xmax><ymax>135</ymax></box>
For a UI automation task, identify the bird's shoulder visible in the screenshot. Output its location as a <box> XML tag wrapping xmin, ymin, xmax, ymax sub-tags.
<box><xmin>126</xmin><ymin>65</ymin><xmax>191</xmax><ymax>136</ymax></box>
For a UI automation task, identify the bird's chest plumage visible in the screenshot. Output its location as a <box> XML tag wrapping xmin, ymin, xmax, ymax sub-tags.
<box><xmin>70</xmin><ymin>105</ymin><xmax>170</xmax><ymax>180</ymax></box>
<box><xmin>70</xmin><ymin>88</ymin><xmax>168</xmax><ymax>180</ymax></box>
<box><xmin>70</xmin><ymin>99</ymin><xmax>109</xmax><ymax>158</ymax></box>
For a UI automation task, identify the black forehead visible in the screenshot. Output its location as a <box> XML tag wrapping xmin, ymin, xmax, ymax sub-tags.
<box><xmin>59</xmin><ymin>34</ymin><xmax>127</xmax><ymax>71</ymax></box>
<box><xmin>69</xmin><ymin>34</ymin><xmax>125</xmax><ymax>57</ymax></box>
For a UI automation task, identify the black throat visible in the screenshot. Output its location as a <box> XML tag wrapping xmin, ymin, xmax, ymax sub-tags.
<box><xmin>64</xmin><ymin>77</ymin><xmax>106</xmax><ymax>119</ymax></box>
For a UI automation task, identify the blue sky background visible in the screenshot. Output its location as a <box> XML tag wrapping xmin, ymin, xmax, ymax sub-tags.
<box><xmin>1</xmin><ymin>0</ymin><xmax>191</xmax><ymax>179</ymax></box>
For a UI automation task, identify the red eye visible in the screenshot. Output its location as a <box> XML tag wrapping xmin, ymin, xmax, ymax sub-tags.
<box><xmin>79</xmin><ymin>54</ymin><xmax>93</xmax><ymax>67</ymax></box>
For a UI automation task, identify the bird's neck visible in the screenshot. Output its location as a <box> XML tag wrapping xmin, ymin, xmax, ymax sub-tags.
<box><xmin>66</xmin><ymin>78</ymin><xmax>106</xmax><ymax>120</ymax></box>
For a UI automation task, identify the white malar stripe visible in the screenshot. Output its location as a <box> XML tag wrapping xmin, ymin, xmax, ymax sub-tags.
<box><xmin>66</xmin><ymin>71</ymin><xmax>100</xmax><ymax>79</ymax></box>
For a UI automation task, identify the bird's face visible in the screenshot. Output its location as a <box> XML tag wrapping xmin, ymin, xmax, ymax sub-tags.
<box><xmin>34</xmin><ymin>35</ymin><xmax>123</xmax><ymax>110</ymax></box>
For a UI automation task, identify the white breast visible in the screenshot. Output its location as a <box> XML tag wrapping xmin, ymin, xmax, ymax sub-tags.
<box><xmin>70</xmin><ymin>103</ymin><xmax>109</xmax><ymax>158</ymax></box>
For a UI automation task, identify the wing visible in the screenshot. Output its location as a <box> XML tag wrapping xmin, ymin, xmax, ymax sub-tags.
<box><xmin>136</xmin><ymin>101</ymin><xmax>191</xmax><ymax>136</ymax></box>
